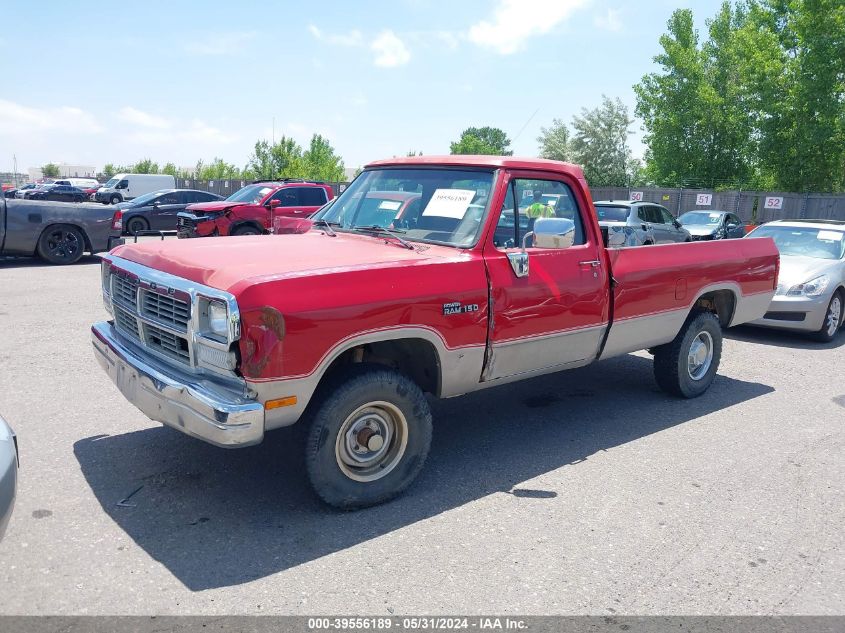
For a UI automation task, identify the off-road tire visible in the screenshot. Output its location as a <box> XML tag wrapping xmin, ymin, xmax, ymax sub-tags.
<box><xmin>305</xmin><ymin>364</ymin><xmax>433</xmax><ymax>509</ymax></box>
<box><xmin>653</xmin><ymin>311</ymin><xmax>722</xmax><ymax>398</ymax></box>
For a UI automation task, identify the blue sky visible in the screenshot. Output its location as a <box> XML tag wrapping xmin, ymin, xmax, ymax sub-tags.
<box><xmin>0</xmin><ymin>0</ymin><xmax>725</xmax><ymax>174</ymax></box>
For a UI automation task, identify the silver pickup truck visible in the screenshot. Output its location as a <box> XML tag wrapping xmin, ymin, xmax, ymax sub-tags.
<box><xmin>0</xmin><ymin>196</ymin><xmax>124</xmax><ymax>264</ymax></box>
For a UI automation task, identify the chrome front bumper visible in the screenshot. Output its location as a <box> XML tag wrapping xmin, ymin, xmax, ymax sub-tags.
<box><xmin>92</xmin><ymin>321</ymin><xmax>265</xmax><ymax>448</ymax></box>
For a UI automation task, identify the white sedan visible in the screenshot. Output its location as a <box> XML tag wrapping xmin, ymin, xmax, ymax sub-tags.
<box><xmin>746</xmin><ymin>220</ymin><xmax>845</xmax><ymax>342</ymax></box>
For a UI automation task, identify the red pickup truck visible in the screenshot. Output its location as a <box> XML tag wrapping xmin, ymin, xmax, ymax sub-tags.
<box><xmin>176</xmin><ymin>179</ymin><xmax>334</xmax><ymax>238</ymax></box>
<box><xmin>92</xmin><ymin>156</ymin><xmax>779</xmax><ymax>508</ymax></box>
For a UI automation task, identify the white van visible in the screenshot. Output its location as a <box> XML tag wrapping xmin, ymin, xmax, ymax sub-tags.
<box><xmin>95</xmin><ymin>173</ymin><xmax>176</xmax><ymax>204</ymax></box>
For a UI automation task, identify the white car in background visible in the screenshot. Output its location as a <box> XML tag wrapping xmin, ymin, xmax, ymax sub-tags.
<box><xmin>746</xmin><ymin>220</ymin><xmax>845</xmax><ymax>342</ymax></box>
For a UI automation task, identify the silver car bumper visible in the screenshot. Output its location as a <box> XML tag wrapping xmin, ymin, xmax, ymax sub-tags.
<box><xmin>92</xmin><ymin>322</ymin><xmax>265</xmax><ymax>448</ymax></box>
<box><xmin>0</xmin><ymin>415</ymin><xmax>17</xmax><ymax>541</ymax></box>
<box><xmin>749</xmin><ymin>294</ymin><xmax>831</xmax><ymax>332</ymax></box>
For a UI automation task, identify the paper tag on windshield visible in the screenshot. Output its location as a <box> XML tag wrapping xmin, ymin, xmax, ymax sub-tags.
<box><xmin>379</xmin><ymin>200</ymin><xmax>402</xmax><ymax>211</ymax></box>
<box><xmin>818</xmin><ymin>230</ymin><xmax>842</xmax><ymax>242</ymax></box>
<box><xmin>709</xmin><ymin>213</ymin><xmax>721</xmax><ymax>219</ymax></box>
<box><xmin>422</xmin><ymin>189</ymin><xmax>475</xmax><ymax>219</ymax></box>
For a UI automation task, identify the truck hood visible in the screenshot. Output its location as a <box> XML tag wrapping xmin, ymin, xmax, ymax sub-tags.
<box><xmin>185</xmin><ymin>200</ymin><xmax>245</xmax><ymax>213</ymax></box>
<box><xmin>776</xmin><ymin>255</ymin><xmax>843</xmax><ymax>290</ymax></box>
<box><xmin>108</xmin><ymin>232</ymin><xmax>465</xmax><ymax>293</ymax></box>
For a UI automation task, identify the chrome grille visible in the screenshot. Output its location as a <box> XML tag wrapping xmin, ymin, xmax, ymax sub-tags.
<box><xmin>112</xmin><ymin>275</ymin><xmax>138</xmax><ymax>307</ymax></box>
<box><xmin>141</xmin><ymin>290</ymin><xmax>191</xmax><ymax>331</ymax></box>
<box><xmin>114</xmin><ymin>305</ymin><xmax>140</xmax><ymax>339</ymax></box>
<box><xmin>144</xmin><ymin>322</ymin><xmax>191</xmax><ymax>365</ymax></box>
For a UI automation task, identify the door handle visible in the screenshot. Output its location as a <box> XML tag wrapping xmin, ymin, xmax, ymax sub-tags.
<box><xmin>579</xmin><ymin>260</ymin><xmax>601</xmax><ymax>267</ymax></box>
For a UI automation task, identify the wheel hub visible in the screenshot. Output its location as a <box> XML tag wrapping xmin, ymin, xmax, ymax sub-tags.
<box><xmin>335</xmin><ymin>402</ymin><xmax>408</xmax><ymax>482</ymax></box>
<box><xmin>687</xmin><ymin>331</ymin><xmax>714</xmax><ymax>381</ymax></box>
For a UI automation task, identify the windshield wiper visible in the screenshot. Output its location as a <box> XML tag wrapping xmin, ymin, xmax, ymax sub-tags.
<box><xmin>351</xmin><ymin>225</ymin><xmax>414</xmax><ymax>250</ymax></box>
<box><xmin>312</xmin><ymin>219</ymin><xmax>340</xmax><ymax>236</ymax></box>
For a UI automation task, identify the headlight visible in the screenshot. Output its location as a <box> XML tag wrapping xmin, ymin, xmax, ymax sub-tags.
<box><xmin>101</xmin><ymin>260</ymin><xmax>111</xmax><ymax>291</ymax></box>
<box><xmin>787</xmin><ymin>274</ymin><xmax>830</xmax><ymax>297</ymax></box>
<box><xmin>208</xmin><ymin>300</ymin><xmax>229</xmax><ymax>337</ymax></box>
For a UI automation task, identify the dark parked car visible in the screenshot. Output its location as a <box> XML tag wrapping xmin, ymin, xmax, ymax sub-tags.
<box><xmin>594</xmin><ymin>200</ymin><xmax>691</xmax><ymax>246</ymax></box>
<box><xmin>678</xmin><ymin>210</ymin><xmax>746</xmax><ymax>240</ymax></box>
<box><xmin>26</xmin><ymin>184</ymin><xmax>88</xmax><ymax>203</ymax></box>
<box><xmin>116</xmin><ymin>189</ymin><xmax>223</xmax><ymax>235</ymax></box>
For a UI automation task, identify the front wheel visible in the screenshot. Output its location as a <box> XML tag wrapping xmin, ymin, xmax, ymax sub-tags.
<box><xmin>813</xmin><ymin>291</ymin><xmax>843</xmax><ymax>343</ymax></box>
<box><xmin>653</xmin><ymin>311</ymin><xmax>722</xmax><ymax>398</ymax></box>
<box><xmin>231</xmin><ymin>225</ymin><xmax>261</xmax><ymax>236</ymax></box>
<box><xmin>109</xmin><ymin>194</ymin><xmax>122</xmax><ymax>205</ymax></box>
<box><xmin>305</xmin><ymin>365</ymin><xmax>433</xmax><ymax>509</ymax></box>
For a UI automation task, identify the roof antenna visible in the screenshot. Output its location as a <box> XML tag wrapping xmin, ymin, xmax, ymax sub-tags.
<box><xmin>510</xmin><ymin>108</ymin><xmax>540</xmax><ymax>149</ymax></box>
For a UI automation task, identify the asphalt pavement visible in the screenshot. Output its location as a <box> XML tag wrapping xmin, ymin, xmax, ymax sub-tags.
<box><xmin>0</xmin><ymin>250</ymin><xmax>842</xmax><ymax>614</ymax></box>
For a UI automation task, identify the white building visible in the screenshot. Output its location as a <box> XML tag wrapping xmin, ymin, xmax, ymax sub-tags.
<box><xmin>28</xmin><ymin>163</ymin><xmax>97</xmax><ymax>181</ymax></box>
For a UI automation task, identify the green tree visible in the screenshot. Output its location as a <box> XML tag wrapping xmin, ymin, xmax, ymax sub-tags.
<box><xmin>537</xmin><ymin>119</ymin><xmax>572</xmax><ymax>161</ymax></box>
<box><xmin>302</xmin><ymin>134</ymin><xmax>345</xmax><ymax>181</ymax></box>
<box><xmin>41</xmin><ymin>163</ymin><xmax>60</xmax><ymax>178</ymax></box>
<box><xmin>569</xmin><ymin>96</ymin><xmax>635</xmax><ymax>187</ymax></box>
<box><xmin>247</xmin><ymin>137</ymin><xmax>305</xmax><ymax>179</ymax></box>
<box><xmin>450</xmin><ymin>126</ymin><xmax>512</xmax><ymax>155</ymax></box>
<box><xmin>741</xmin><ymin>0</ymin><xmax>845</xmax><ymax>191</ymax></box>
<box><xmin>197</xmin><ymin>157</ymin><xmax>241</xmax><ymax>180</ymax></box>
<box><xmin>131</xmin><ymin>158</ymin><xmax>160</xmax><ymax>174</ymax></box>
<box><xmin>101</xmin><ymin>163</ymin><xmax>117</xmax><ymax>178</ymax></box>
<box><xmin>161</xmin><ymin>162</ymin><xmax>178</xmax><ymax>177</ymax></box>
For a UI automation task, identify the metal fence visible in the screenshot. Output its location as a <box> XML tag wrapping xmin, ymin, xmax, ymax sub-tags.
<box><xmin>179</xmin><ymin>178</ymin><xmax>845</xmax><ymax>224</ymax></box>
<box><xmin>589</xmin><ymin>187</ymin><xmax>845</xmax><ymax>223</ymax></box>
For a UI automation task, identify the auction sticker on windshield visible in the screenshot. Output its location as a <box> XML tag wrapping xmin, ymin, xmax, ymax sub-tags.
<box><xmin>422</xmin><ymin>189</ymin><xmax>475</xmax><ymax>219</ymax></box>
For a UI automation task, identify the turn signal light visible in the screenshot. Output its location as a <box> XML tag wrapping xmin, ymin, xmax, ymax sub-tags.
<box><xmin>265</xmin><ymin>396</ymin><xmax>297</xmax><ymax>410</ymax></box>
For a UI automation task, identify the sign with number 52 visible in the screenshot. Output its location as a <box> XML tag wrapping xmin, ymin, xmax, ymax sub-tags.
<box><xmin>764</xmin><ymin>196</ymin><xmax>784</xmax><ymax>210</ymax></box>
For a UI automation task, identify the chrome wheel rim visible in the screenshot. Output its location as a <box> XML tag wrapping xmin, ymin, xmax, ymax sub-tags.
<box><xmin>687</xmin><ymin>331</ymin><xmax>714</xmax><ymax>381</ymax></box>
<box><xmin>335</xmin><ymin>401</ymin><xmax>408</xmax><ymax>482</ymax></box>
<box><xmin>826</xmin><ymin>296</ymin><xmax>841</xmax><ymax>337</ymax></box>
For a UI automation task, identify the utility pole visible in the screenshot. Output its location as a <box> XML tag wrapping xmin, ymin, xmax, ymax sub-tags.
<box><xmin>272</xmin><ymin>117</ymin><xmax>275</xmax><ymax>144</ymax></box>
<box><xmin>12</xmin><ymin>154</ymin><xmax>19</xmax><ymax>187</ymax></box>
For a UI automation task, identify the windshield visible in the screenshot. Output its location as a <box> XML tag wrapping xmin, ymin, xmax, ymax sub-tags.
<box><xmin>226</xmin><ymin>184</ymin><xmax>274</xmax><ymax>204</ymax></box>
<box><xmin>747</xmin><ymin>225</ymin><xmax>845</xmax><ymax>260</ymax></box>
<box><xmin>680</xmin><ymin>211</ymin><xmax>723</xmax><ymax>225</ymax></box>
<box><xmin>595</xmin><ymin>205</ymin><xmax>630</xmax><ymax>222</ymax></box>
<box><xmin>130</xmin><ymin>190</ymin><xmax>165</xmax><ymax>206</ymax></box>
<box><xmin>315</xmin><ymin>167</ymin><xmax>496</xmax><ymax>248</ymax></box>
<box><xmin>104</xmin><ymin>178</ymin><xmax>118</xmax><ymax>188</ymax></box>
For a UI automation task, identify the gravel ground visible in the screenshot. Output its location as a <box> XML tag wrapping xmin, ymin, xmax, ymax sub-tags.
<box><xmin>0</xmin><ymin>250</ymin><xmax>842</xmax><ymax>615</ymax></box>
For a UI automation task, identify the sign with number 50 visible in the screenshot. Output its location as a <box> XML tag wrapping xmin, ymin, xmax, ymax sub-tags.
<box><xmin>630</xmin><ymin>191</ymin><xmax>643</xmax><ymax>202</ymax></box>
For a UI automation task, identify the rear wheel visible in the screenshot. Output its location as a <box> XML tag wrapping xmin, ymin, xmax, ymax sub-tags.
<box><xmin>813</xmin><ymin>291</ymin><xmax>843</xmax><ymax>343</ymax></box>
<box><xmin>125</xmin><ymin>216</ymin><xmax>149</xmax><ymax>236</ymax></box>
<box><xmin>653</xmin><ymin>311</ymin><xmax>722</xmax><ymax>398</ymax></box>
<box><xmin>305</xmin><ymin>365</ymin><xmax>433</xmax><ymax>509</ymax></box>
<box><xmin>36</xmin><ymin>224</ymin><xmax>85</xmax><ymax>265</ymax></box>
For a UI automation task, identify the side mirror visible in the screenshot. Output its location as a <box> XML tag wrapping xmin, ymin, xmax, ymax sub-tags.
<box><xmin>673</xmin><ymin>219</ymin><xmax>682</xmax><ymax>228</ymax></box>
<box><xmin>269</xmin><ymin>199</ymin><xmax>281</xmax><ymax>209</ymax></box>
<box><xmin>531</xmin><ymin>217</ymin><xmax>576</xmax><ymax>249</ymax></box>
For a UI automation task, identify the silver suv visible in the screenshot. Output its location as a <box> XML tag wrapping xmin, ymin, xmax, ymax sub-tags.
<box><xmin>595</xmin><ymin>201</ymin><xmax>691</xmax><ymax>246</ymax></box>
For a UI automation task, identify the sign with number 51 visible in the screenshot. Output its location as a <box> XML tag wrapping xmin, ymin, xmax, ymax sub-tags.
<box><xmin>696</xmin><ymin>194</ymin><xmax>713</xmax><ymax>206</ymax></box>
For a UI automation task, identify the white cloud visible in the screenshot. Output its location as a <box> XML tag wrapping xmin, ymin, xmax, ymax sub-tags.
<box><xmin>468</xmin><ymin>0</ymin><xmax>590</xmax><ymax>55</ymax></box>
<box><xmin>181</xmin><ymin>119</ymin><xmax>239</xmax><ymax>144</ymax></box>
<box><xmin>183</xmin><ymin>31</ymin><xmax>257</xmax><ymax>56</ymax></box>
<box><xmin>117</xmin><ymin>106</ymin><xmax>171</xmax><ymax>129</ymax></box>
<box><xmin>371</xmin><ymin>30</ymin><xmax>411</xmax><ymax>67</ymax></box>
<box><xmin>0</xmin><ymin>99</ymin><xmax>103</xmax><ymax>135</ymax></box>
<box><xmin>308</xmin><ymin>24</ymin><xmax>364</xmax><ymax>47</ymax></box>
<box><xmin>126</xmin><ymin>119</ymin><xmax>238</xmax><ymax>146</ymax></box>
<box><xmin>594</xmin><ymin>8</ymin><xmax>622</xmax><ymax>32</ymax></box>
